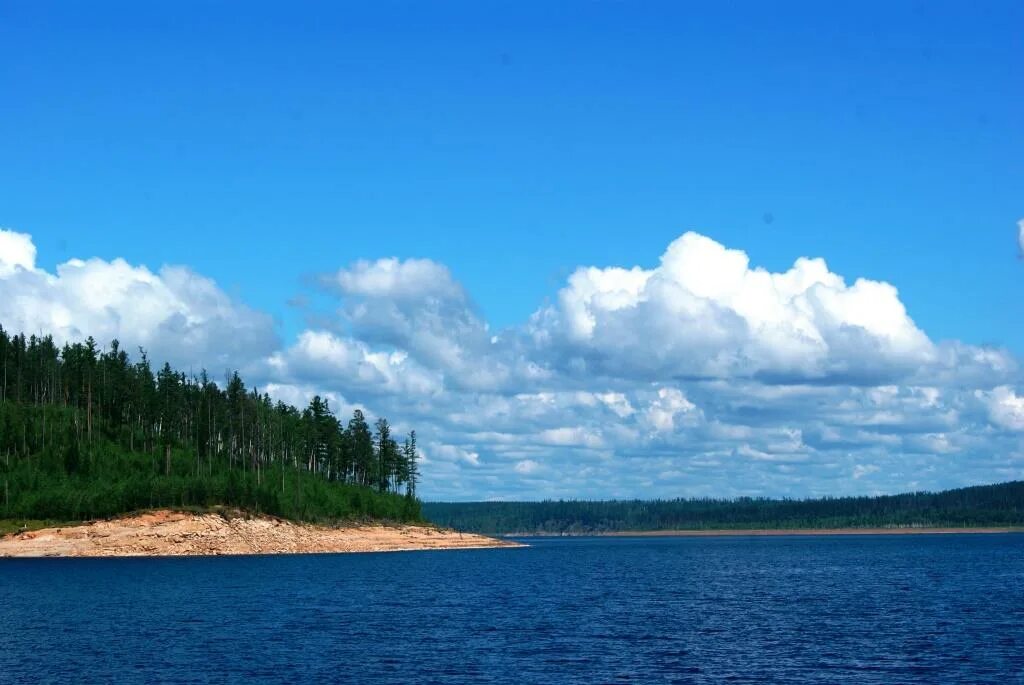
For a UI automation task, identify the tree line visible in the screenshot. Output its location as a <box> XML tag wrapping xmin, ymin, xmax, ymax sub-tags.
<box><xmin>423</xmin><ymin>480</ymin><xmax>1024</xmax><ymax>534</ymax></box>
<box><xmin>0</xmin><ymin>326</ymin><xmax>421</xmax><ymax>523</ymax></box>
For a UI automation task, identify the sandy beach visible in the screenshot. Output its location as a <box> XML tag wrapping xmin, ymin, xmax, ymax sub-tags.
<box><xmin>0</xmin><ymin>510</ymin><xmax>523</xmax><ymax>558</ymax></box>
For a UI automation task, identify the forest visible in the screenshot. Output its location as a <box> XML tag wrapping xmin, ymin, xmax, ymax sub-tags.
<box><xmin>423</xmin><ymin>480</ymin><xmax>1024</xmax><ymax>534</ymax></box>
<box><xmin>0</xmin><ymin>326</ymin><xmax>422</xmax><ymax>527</ymax></box>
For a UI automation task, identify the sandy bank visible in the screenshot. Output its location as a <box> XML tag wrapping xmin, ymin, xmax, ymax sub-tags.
<box><xmin>0</xmin><ymin>510</ymin><xmax>523</xmax><ymax>558</ymax></box>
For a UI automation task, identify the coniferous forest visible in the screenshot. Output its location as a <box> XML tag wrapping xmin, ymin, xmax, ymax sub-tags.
<box><xmin>0</xmin><ymin>326</ymin><xmax>422</xmax><ymax>527</ymax></box>
<box><xmin>424</xmin><ymin>481</ymin><xmax>1024</xmax><ymax>535</ymax></box>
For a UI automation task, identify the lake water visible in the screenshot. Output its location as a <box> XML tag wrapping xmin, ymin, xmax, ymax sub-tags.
<box><xmin>1</xmin><ymin>534</ymin><xmax>1023</xmax><ymax>684</ymax></box>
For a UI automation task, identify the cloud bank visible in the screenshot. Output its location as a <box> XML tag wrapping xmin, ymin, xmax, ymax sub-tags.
<box><xmin>2</xmin><ymin>226</ymin><xmax>1021</xmax><ymax>499</ymax></box>
<box><xmin>0</xmin><ymin>228</ymin><xmax>277</xmax><ymax>372</ymax></box>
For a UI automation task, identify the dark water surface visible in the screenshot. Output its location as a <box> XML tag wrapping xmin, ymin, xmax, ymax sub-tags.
<box><xmin>2</xmin><ymin>534</ymin><xmax>1023</xmax><ymax>684</ymax></box>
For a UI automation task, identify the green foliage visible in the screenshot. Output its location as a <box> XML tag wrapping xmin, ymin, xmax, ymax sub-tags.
<box><xmin>422</xmin><ymin>481</ymin><xmax>1024</xmax><ymax>534</ymax></box>
<box><xmin>0</xmin><ymin>326</ymin><xmax>423</xmax><ymax>525</ymax></box>
<box><xmin>0</xmin><ymin>406</ymin><xmax>420</xmax><ymax>524</ymax></box>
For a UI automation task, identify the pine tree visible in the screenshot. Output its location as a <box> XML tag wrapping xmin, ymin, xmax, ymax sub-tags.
<box><xmin>348</xmin><ymin>410</ymin><xmax>373</xmax><ymax>487</ymax></box>
<box><xmin>0</xmin><ymin>325</ymin><xmax>425</xmax><ymax>523</ymax></box>
<box><xmin>374</xmin><ymin>417</ymin><xmax>392</xmax><ymax>493</ymax></box>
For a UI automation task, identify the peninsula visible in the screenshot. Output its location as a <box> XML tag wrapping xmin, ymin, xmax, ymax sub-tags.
<box><xmin>0</xmin><ymin>509</ymin><xmax>519</xmax><ymax>557</ymax></box>
<box><xmin>0</xmin><ymin>327</ymin><xmax>515</xmax><ymax>557</ymax></box>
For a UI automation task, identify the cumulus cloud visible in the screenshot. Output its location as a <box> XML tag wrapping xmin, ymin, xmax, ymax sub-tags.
<box><xmin>263</xmin><ymin>231</ymin><xmax>1024</xmax><ymax>498</ymax></box>
<box><xmin>322</xmin><ymin>257</ymin><xmax>528</xmax><ymax>391</ymax></box>
<box><xmin>0</xmin><ymin>228</ymin><xmax>277</xmax><ymax>371</ymax></box>
<box><xmin>4</xmin><ymin>225</ymin><xmax>1022</xmax><ymax>500</ymax></box>
<box><xmin>644</xmin><ymin>388</ymin><xmax>701</xmax><ymax>434</ymax></box>
<box><xmin>530</xmin><ymin>232</ymin><xmax>940</xmax><ymax>383</ymax></box>
<box><xmin>307</xmin><ymin>231</ymin><xmax>1020</xmax><ymax>498</ymax></box>
<box><xmin>980</xmin><ymin>386</ymin><xmax>1024</xmax><ymax>431</ymax></box>
<box><xmin>0</xmin><ymin>229</ymin><xmax>36</xmax><ymax>276</ymax></box>
<box><xmin>265</xmin><ymin>329</ymin><xmax>442</xmax><ymax>398</ymax></box>
<box><xmin>596</xmin><ymin>392</ymin><xmax>635</xmax><ymax>418</ymax></box>
<box><xmin>539</xmin><ymin>426</ymin><xmax>605</xmax><ymax>449</ymax></box>
<box><xmin>514</xmin><ymin>459</ymin><xmax>541</xmax><ymax>475</ymax></box>
<box><xmin>425</xmin><ymin>442</ymin><xmax>481</xmax><ymax>467</ymax></box>
<box><xmin>332</xmin><ymin>257</ymin><xmax>466</xmax><ymax>301</ymax></box>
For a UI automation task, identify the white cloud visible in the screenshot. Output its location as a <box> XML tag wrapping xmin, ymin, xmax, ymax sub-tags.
<box><xmin>0</xmin><ymin>228</ymin><xmax>36</xmax><ymax>276</ymax></box>
<box><xmin>0</xmin><ymin>229</ymin><xmax>277</xmax><ymax>371</ymax></box>
<box><xmin>323</xmin><ymin>256</ymin><xmax>527</xmax><ymax>392</ymax></box>
<box><xmin>980</xmin><ymin>386</ymin><xmax>1024</xmax><ymax>431</ymax></box>
<box><xmin>538</xmin><ymin>426</ymin><xmax>605</xmax><ymax>449</ymax></box>
<box><xmin>4</xmin><ymin>225</ymin><xmax>1022</xmax><ymax>500</ymax></box>
<box><xmin>215</xmin><ymin>231</ymin><xmax>1024</xmax><ymax>497</ymax></box>
<box><xmin>531</xmin><ymin>231</ymin><xmax>935</xmax><ymax>382</ymax></box>
<box><xmin>426</xmin><ymin>442</ymin><xmax>481</xmax><ymax>467</ymax></box>
<box><xmin>332</xmin><ymin>257</ymin><xmax>464</xmax><ymax>301</ymax></box>
<box><xmin>514</xmin><ymin>459</ymin><xmax>540</xmax><ymax>475</ymax></box>
<box><xmin>266</xmin><ymin>329</ymin><xmax>442</xmax><ymax>397</ymax></box>
<box><xmin>644</xmin><ymin>387</ymin><xmax>701</xmax><ymax>433</ymax></box>
<box><xmin>1018</xmin><ymin>218</ymin><xmax>1024</xmax><ymax>257</ymax></box>
<box><xmin>597</xmin><ymin>392</ymin><xmax>635</xmax><ymax>418</ymax></box>
<box><xmin>852</xmin><ymin>464</ymin><xmax>880</xmax><ymax>479</ymax></box>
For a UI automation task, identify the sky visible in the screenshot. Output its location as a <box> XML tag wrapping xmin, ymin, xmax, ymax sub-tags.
<box><xmin>1</xmin><ymin>1</ymin><xmax>1022</xmax><ymax>500</ymax></box>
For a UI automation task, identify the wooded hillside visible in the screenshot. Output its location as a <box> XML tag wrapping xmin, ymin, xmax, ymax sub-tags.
<box><xmin>423</xmin><ymin>481</ymin><xmax>1024</xmax><ymax>534</ymax></box>
<box><xmin>0</xmin><ymin>326</ymin><xmax>421</xmax><ymax>524</ymax></box>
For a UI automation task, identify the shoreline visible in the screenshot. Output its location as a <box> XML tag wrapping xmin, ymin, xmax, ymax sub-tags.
<box><xmin>507</xmin><ymin>527</ymin><xmax>1024</xmax><ymax>538</ymax></box>
<box><xmin>0</xmin><ymin>510</ymin><xmax>523</xmax><ymax>558</ymax></box>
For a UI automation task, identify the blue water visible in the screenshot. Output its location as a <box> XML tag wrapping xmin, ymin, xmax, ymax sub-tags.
<box><xmin>2</xmin><ymin>535</ymin><xmax>1023</xmax><ymax>684</ymax></box>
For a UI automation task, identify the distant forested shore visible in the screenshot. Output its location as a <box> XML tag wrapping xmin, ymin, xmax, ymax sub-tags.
<box><xmin>0</xmin><ymin>326</ymin><xmax>422</xmax><ymax>528</ymax></box>
<box><xmin>423</xmin><ymin>481</ymin><xmax>1024</xmax><ymax>535</ymax></box>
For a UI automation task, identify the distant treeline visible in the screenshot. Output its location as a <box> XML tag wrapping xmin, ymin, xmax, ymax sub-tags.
<box><xmin>0</xmin><ymin>326</ymin><xmax>421</xmax><ymax>524</ymax></box>
<box><xmin>423</xmin><ymin>481</ymin><xmax>1024</xmax><ymax>534</ymax></box>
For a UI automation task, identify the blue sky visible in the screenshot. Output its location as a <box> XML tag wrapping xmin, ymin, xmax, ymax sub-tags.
<box><xmin>1</xmin><ymin>2</ymin><xmax>1022</xmax><ymax>499</ymax></box>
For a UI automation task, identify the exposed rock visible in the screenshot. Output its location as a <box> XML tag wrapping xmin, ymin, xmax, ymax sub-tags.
<box><xmin>0</xmin><ymin>510</ymin><xmax>522</xmax><ymax>557</ymax></box>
